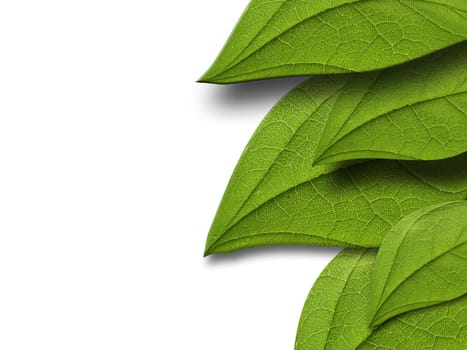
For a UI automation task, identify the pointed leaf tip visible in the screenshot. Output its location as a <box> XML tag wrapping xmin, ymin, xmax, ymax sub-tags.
<box><xmin>202</xmin><ymin>0</ymin><xmax>467</xmax><ymax>83</ymax></box>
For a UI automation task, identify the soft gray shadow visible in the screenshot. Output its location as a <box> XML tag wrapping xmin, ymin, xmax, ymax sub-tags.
<box><xmin>200</xmin><ymin>76</ymin><xmax>308</xmax><ymax>112</ymax></box>
<box><xmin>205</xmin><ymin>245</ymin><xmax>342</xmax><ymax>265</ymax></box>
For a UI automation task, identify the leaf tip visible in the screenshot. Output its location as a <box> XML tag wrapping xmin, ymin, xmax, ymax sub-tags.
<box><xmin>312</xmin><ymin>159</ymin><xmax>326</xmax><ymax>166</ymax></box>
<box><xmin>203</xmin><ymin>240</ymin><xmax>216</xmax><ymax>257</ymax></box>
<box><xmin>312</xmin><ymin>152</ymin><xmax>331</xmax><ymax>166</ymax></box>
<box><xmin>196</xmin><ymin>76</ymin><xmax>210</xmax><ymax>84</ymax></box>
<box><xmin>197</xmin><ymin>77</ymin><xmax>226</xmax><ymax>84</ymax></box>
<box><xmin>203</xmin><ymin>248</ymin><xmax>212</xmax><ymax>257</ymax></box>
<box><xmin>310</xmin><ymin>158</ymin><xmax>324</xmax><ymax>167</ymax></box>
<box><xmin>197</xmin><ymin>69</ymin><xmax>221</xmax><ymax>84</ymax></box>
<box><xmin>368</xmin><ymin>316</ymin><xmax>383</xmax><ymax>330</ymax></box>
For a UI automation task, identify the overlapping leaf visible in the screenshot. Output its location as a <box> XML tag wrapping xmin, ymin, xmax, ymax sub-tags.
<box><xmin>201</xmin><ymin>0</ymin><xmax>467</xmax><ymax>348</ymax></box>
<box><xmin>295</xmin><ymin>249</ymin><xmax>467</xmax><ymax>350</ymax></box>
<box><xmin>310</xmin><ymin>44</ymin><xmax>467</xmax><ymax>165</ymax></box>
<box><xmin>200</xmin><ymin>0</ymin><xmax>467</xmax><ymax>83</ymax></box>
<box><xmin>358</xmin><ymin>297</ymin><xmax>467</xmax><ymax>349</ymax></box>
<box><xmin>204</xmin><ymin>56</ymin><xmax>467</xmax><ymax>255</ymax></box>
<box><xmin>206</xmin><ymin>156</ymin><xmax>467</xmax><ymax>255</ymax></box>
<box><xmin>369</xmin><ymin>200</ymin><xmax>467</xmax><ymax>327</ymax></box>
<box><xmin>295</xmin><ymin>249</ymin><xmax>374</xmax><ymax>349</ymax></box>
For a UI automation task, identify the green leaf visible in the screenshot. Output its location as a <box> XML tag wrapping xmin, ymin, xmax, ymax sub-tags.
<box><xmin>310</xmin><ymin>44</ymin><xmax>467</xmax><ymax>165</ymax></box>
<box><xmin>295</xmin><ymin>249</ymin><xmax>375</xmax><ymax>350</ymax></box>
<box><xmin>206</xmin><ymin>154</ymin><xmax>467</xmax><ymax>255</ymax></box>
<box><xmin>369</xmin><ymin>200</ymin><xmax>467</xmax><ymax>328</ymax></box>
<box><xmin>295</xmin><ymin>249</ymin><xmax>467</xmax><ymax>350</ymax></box>
<box><xmin>205</xmin><ymin>44</ymin><xmax>467</xmax><ymax>256</ymax></box>
<box><xmin>200</xmin><ymin>0</ymin><xmax>467</xmax><ymax>83</ymax></box>
<box><xmin>204</xmin><ymin>67</ymin><xmax>467</xmax><ymax>255</ymax></box>
<box><xmin>358</xmin><ymin>298</ymin><xmax>467</xmax><ymax>350</ymax></box>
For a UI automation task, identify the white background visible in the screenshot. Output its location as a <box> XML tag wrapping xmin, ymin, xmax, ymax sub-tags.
<box><xmin>0</xmin><ymin>1</ymin><xmax>339</xmax><ymax>349</ymax></box>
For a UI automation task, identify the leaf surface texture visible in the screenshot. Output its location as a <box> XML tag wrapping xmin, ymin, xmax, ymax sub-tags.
<box><xmin>295</xmin><ymin>249</ymin><xmax>467</xmax><ymax>350</ymax></box>
<box><xmin>369</xmin><ymin>200</ymin><xmax>467</xmax><ymax>327</ymax></box>
<box><xmin>295</xmin><ymin>249</ymin><xmax>375</xmax><ymax>349</ymax></box>
<box><xmin>206</xmin><ymin>156</ymin><xmax>467</xmax><ymax>255</ymax></box>
<box><xmin>204</xmin><ymin>62</ymin><xmax>467</xmax><ymax>255</ymax></box>
<box><xmin>200</xmin><ymin>0</ymin><xmax>467</xmax><ymax>83</ymax></box>
<box><xmin>310</xmin><ymin>44</ymin><xmax>467</xmax><ymax>164</ymax></box>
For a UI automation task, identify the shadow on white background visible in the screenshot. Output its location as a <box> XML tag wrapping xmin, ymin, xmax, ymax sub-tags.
<box><xmin>0</xmin><ymin>1</ymin><xmax>340</xmax><ymax>349</ymax></box>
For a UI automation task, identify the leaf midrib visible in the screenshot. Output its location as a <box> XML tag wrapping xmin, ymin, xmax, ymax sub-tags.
<box><xmin>315</xmin><ymin>91</ymin><xmax>467</xmax><ymax>163</ymax></box>
<box><xmin>214</xmin><ymin>0</ymin><xmax>361</xmax><ymax>78</ymax></box>
<box><xmin>207</xmin><ymin>166</ymin><xmax>337</xmax><ymax>253</ymax></box>
<box><xmin>314</xmin><ymin>71</ymin><xmax>383</xmax><ymax>163</ymax></box>
<box><xmin>219</xmin><ymin>0</ymin><xmax>290</xmax><ymax>73</ymax></box>
<box><xmin>372</xmin><ymin>240</ymin><xmax>467</xmax><ymax>327</ymax></box>
<box><xmin>210</xmin><ymin>162</ymin><xmax>464</xmax><ymax>253</ymax></box>
<box><xmin>208</xmin><ymin>0</ymin><xmax>465</xmax><ymax>81</ymax></box>
<box><xmin>296</xmin><ymin>250</ymin><xmax>371</xmax><ymax>350</ymax></box>
<box><xmin>322</xmin><ymin>251</ymin><xmax>370</xmax><ymax>350</ymax></box>
<box><xmin>370</xmin><ymin>202</ymin><xmax>467</xmax><ymax>326</ymax></box>
<box><xmin>374</xmin><ymin>293</ymin><xmax>467</xmax><ymax>329</ymax></box>
<box><xmin>207</xmin><ymin>86</ymin><xmax>349</xmax><ymax>251</ymax></box>
<box><xmin>370</xmin><ymin>203</ymin><xmax>445</xmax><ymax>322</ymax></box>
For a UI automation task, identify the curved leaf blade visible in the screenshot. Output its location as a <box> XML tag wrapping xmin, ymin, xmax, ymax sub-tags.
<box><xmin>295</xmin><ymin>249</ymin><xmax>467</xmax><ymax>350</ymax></box>
<box><xmin>204</xmin><ymin>60</ymin><xmax>467</xmax><ymax>255</ymax></box>
<box><xmin>200</xmin><ymin>0</ymin><xmax>467</xmax><ymax>83</ymax></box>
<box><xmin>358</xmin><ymin>297</ymin><xmax>467</xmax><ymax>350</ymax></box>
<box><xmin>312</xmin><ymin>44</ymin><xmax>466</xmax><ymax>164</ymax></box>
<box><xmin>369</xmin><ymin>200</ymin><xmax>467</xmax><ymax>327</ymax></box>
<box><xmin>205</xmin><ymin>44</ymin><xmax>467</xmax><ymax>255</ymax></box>
<box><xmin>206</xmin><ymin>156</ymin><xmax>467</xmax><ymax>255</ymax></box>
<box><xmin>295</xmin><ymin>249</ymin><xmax>374</xmax><ymax>350</ymax></box>
<box><xmin>312</xmin><ymin>44</ymin><xmax>467</xmax><ymax>165</ymax></box>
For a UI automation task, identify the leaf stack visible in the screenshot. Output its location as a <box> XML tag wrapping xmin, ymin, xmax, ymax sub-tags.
<box><xmin>200</xmin><ymin>1</ymin><xmax>467</xmax><ymax>348</ymax></box>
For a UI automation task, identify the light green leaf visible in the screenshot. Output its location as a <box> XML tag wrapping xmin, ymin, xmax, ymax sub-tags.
<box><xmin>357</xmin><ymin>297</ymin><xmax>467</xmax><ymax>349</ymax></box>
<box><xmin>295</xmin><ymin>249</ymin><xmax>375</xmax><ymax>350</ymax></box>
<box><xmin>369</xmin><ymin>201</ymin><xmax>467</xmax><ymax>328</ymax></box>
<box><xmin>206</xmin><ymin>154</ymin><xmax>467</xmax><ymax>255</ymax></box>
<box><xmin>205</xmin><ymin>44</ymin><xmax>467</xmax><ymax>256</ymax></box>
<box><xmin>200</xmin><ymin>0</ymin><xmax>467</xmax><ymax>83</ymax></box>
<box><xmin>295</xmin><ymin>249</ymin><xmax>467</xmax><ymax>350</ymax></box>
<box><xmin>204</xmin><ymin>68</ymin><xmax>467</xmax><ymax>254</ymax></box>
